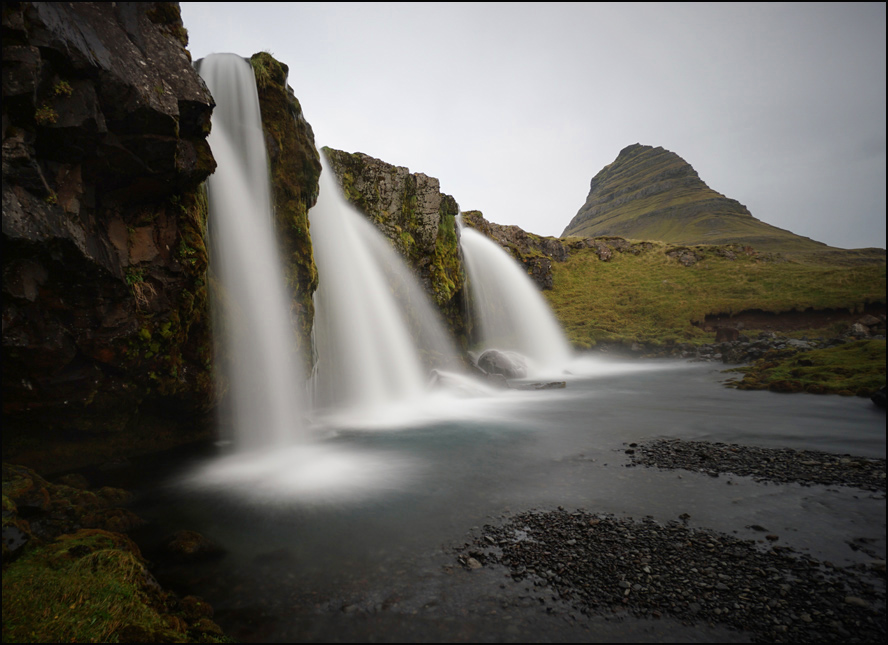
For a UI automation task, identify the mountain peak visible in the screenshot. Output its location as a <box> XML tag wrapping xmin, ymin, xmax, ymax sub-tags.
<box><xmin>561</xmin><ymin>144</ymin><xmax>833</xmax><ymax>255</ymax></box>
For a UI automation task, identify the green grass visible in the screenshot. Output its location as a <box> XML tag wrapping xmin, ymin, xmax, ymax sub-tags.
<box><xmin>727</xmin><ymin>340</ymin><xmax>886</xmax><ymax>395</ymax></box>
<box><xmin>2</xmin><ymin>528</ymin><xmax>232</xmax><ymax>643</ymax></box>
<box><xmin>2</xmin><ymin>530</ymin><xmax>180</xmax><ymax>643</ymax></box>
<box><xmin>545</xmin><ymin>242</ymin><xmax>886</xmax><ymax>348</ymax></box>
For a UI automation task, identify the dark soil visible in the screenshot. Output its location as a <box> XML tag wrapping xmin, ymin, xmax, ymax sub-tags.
<box><xmin>700</xmin><ymin>304</ymin><xmax>886</xmax><ymax>334</ymax></box>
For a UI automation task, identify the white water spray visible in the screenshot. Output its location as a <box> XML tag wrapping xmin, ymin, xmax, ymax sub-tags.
<box><xmin>199</xmin><ymin>54</ymin><xmax>306</xmax><ymax>450</ymax></box>
<box><xmin>309</xmin><ymin>155</ymin><xmax>460</xmax><ymax>422</ymax></box>
<box><xmin>459</xmin><ymin>223</ymin><xmax>573</xmax><ymax>374</ymax></box>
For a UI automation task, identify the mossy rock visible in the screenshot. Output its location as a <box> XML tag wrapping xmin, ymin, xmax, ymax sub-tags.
<box><xmin>250</xmin><ymin>52</ymin><xmax>321</xmax><ymax>372</ymax></box>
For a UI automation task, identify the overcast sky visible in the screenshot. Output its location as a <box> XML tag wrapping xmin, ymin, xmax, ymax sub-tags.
<box><xmin>180</xmin><ymin>2</ymin><xmax>886</xmax><ymax>250</ymax></box>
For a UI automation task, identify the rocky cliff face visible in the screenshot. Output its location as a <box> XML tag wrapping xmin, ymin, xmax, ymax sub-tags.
<box><xmin>323</xmin><ymin>148</ymin><xmax>468</xmax><ymax>345</ymax></box>
<box><xmin>460</xmin><ymin>210</ymin><xmax>568</xmax><ymax>290</ymax></box>
<box><xmin>562</xmin><ymin>144</ymin><xmax>832</xmax><ymax>255</ymax></box>
<box><xmin>249</xmin><ymin>52</ymin><xmax>321</xmax><ymax>370</ymax></box>
<box><xmin>2</xmin><ymin>2</ymin><xmax>216</xmax><ymax>471</ymax></box>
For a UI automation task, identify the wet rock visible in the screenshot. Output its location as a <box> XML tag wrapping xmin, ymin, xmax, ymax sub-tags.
<box><xmin>461</xmin><ymin>210</ymin><xmax>569</xmax><ymax>291</ymax></box>
<box><xmin>476</xmin><ymin>349</ymin><xmax>528</xmax><ymax>379</ymax></box>
<box><xmin>629</xmin><ymin>439</ymin><xmax>886</xmax><ymax>492</ymax></box>
<box><xmin>2</xmin><ymin>2</ymin><xmax>217</xmax><ymax>469</ymax></box>
<box><xmin>514</xmin><ymin>381</ymin><xmax>567</xmax><ymax>390</ymax></box>
<box><xmin>324</xmin><ymin>149</ymin><xmax>466</xmax><ymax>340</ymax></box>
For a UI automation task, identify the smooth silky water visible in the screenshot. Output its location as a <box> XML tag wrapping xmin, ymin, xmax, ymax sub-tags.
<box><xmin>198</xmin><ymin>54</ymin><xmax>307</xmax><ymax>451</ymax></box>
<box><xmin>144</xmin><ymin>55</ymin><xmax>885</xmax><ymax>642</ymax></box>
<box><xmin>133</xmin><ymin>360</ymin><xmax>884</xmax><ymax>642</ymax></box>
<box><xmin>459</xmin><ymin>223</ymin><xmax>573</xmax><ymax>377</ymax></box>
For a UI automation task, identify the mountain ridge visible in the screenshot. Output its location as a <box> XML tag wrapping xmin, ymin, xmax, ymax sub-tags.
<box><xmin>561</xmin><ymin>144</ymin><xmax>880</xmax><ymax>260</ymax></box>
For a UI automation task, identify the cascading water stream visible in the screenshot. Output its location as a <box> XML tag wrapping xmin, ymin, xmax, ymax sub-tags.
<box><xmin>459</xmin><ymin>221</ymin><xmax>573</xmax><ymax>375</ymax></box>
<box><xmin>309</xmin><ymin>155</ymin><xmax>460</xmax><ymax>422</ymax></box>
<box><xmin>186</xmin><ymin>57</ymin><xmax>507</xmax><ymax>502</ymax></box>
<box><xmin>198</xmin><ymin>53</ymin><xmax>306</xmax><ymax>450</ymax></box>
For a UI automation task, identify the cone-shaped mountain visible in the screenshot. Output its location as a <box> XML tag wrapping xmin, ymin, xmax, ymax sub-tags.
<box><xmin>562</xmin><ymin>144</ymin><xmax>832</xmax><ymax>255</ymax></box>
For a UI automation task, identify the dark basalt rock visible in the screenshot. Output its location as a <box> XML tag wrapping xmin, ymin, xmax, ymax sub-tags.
<box><xmin>457</xmin><ymin>506</ymin><xmax>886</xmax><ymax>643</ymax></box>
<box><xmin>476</xmin><ymin>349</ymin><xmax>528</xmax><ymax>379</ymax></box>
<box><xmin>628</xmin><ymin>439</ymin><xmax>886</xmax><ymax>492</ymax></box>
<box><xmin>2</xmin><ymin>2</ymin><xmax>216</xmax><ymax>472</ymax></box>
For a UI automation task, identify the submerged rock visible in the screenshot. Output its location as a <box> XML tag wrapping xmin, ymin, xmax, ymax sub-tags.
<box><xmin>514</xmin><ymin>381</ymin><xmax>567</xmax><ymax>390</ymax></box>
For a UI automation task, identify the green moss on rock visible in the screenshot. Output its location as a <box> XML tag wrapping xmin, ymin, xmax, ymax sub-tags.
<box><xmin>323</xmin><ymin>148</ymin><xmax>468</xmax><ymax>345</ymax></box>
<box><xmin>250</xmin><ymin>52</ymin><xmax>321</xmax><ymax>372</ymax></box>
<box><xmin>2</xmin><ymin>463</ymin><xmax>230</xmax><ymax>643</ymax></box>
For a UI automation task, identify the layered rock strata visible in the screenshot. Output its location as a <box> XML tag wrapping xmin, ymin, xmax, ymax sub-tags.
<box><xmin>562</xmin><ymin>143</ymin><xmax>834</xmax><ymax>255</ymax></box>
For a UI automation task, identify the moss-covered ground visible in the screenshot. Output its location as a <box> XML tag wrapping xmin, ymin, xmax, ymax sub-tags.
<box><xmin>2</xmin><ymin>464</ymin><xmax>229</xmax><ymax>643</ymax></box>
<box><xmin>545</xmin><ymin>242</ymin><xmax>886</xmax><ymax>348</ymax></box>
<box><xmin>726</xmin><ymin>340</ymin><xmax>886</xmax><ymax>395</ymax></box>
<box><xmin>4</xmin><ymin>530</ymin><xmax>179</xmax><ymax>643</ymax></box>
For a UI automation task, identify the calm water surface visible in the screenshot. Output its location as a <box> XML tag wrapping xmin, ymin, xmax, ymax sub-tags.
<box><xmin>133</xmin><ymin>359</ymin><xmax>885</xmax><ymax>642</ymax></box>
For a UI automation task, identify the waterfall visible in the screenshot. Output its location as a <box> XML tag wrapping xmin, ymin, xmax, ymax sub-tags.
<box><xmin>309</xmin><ymin>154</ymin><xmax>460</xmax><ymax>421</ymax></box>
<box><xmin>459</xmin><ymin>223</ymin><xmax>573</xmax><ymax>375</ymax></box>
<box><xmin>198</xmin><ymin>53</ymin><xmax>307</xmax><ymax>450</ymax></box>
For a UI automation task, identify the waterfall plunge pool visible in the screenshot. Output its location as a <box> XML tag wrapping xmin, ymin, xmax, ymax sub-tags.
<box><xmin>128</xmin><ymin>359</ymin><xmax>885</xmax><ymax>642</ymax></box>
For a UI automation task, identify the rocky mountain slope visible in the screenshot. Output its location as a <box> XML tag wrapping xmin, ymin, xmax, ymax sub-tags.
<box><xmin>562</xmin><ymin>144</ymin><xmax>884</xmax><ymax>262</ymax></box>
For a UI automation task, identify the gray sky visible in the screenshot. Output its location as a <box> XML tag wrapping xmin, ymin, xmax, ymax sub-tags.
<box><xmin>181</xmin><ymin>2</ymin><xmax>886</xmax><ymax>250</ymax></box>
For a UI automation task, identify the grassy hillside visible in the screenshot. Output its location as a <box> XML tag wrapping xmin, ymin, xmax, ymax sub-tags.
<box><xmin>545</xmin><ymin>241</ymin><xmax>886</xmax><ymax>348</ymax></box>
